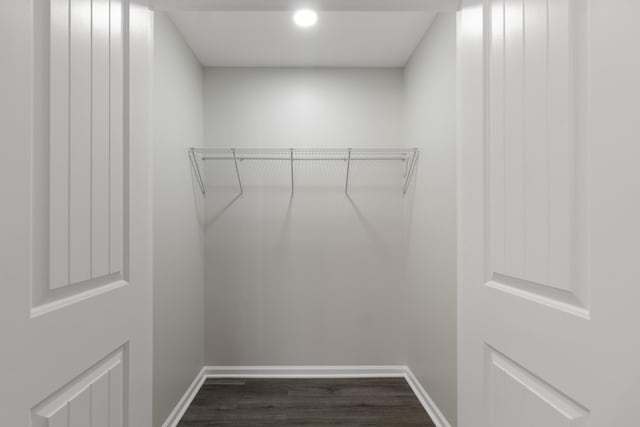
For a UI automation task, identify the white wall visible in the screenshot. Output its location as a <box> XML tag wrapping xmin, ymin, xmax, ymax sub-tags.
<box><xmin>404</xmin><ymin>13</ymin><xmax>458</xmax><ymax>426</ymax></box>
<box><xmin>202</xmin><ymin>68</ymin><xmax>410</xmax><ymax>365</ymax></box>
<box><xmin>152</xmin><ymin>13</ymin><xmax>205</xmax><ymax>426</ymax></box>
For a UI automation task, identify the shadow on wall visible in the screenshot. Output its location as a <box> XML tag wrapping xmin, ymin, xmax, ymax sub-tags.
<box><xmin>346</xmin><ymin>194</ymin><xmax>389</xmax><ymax>254</ymax></box>
<box><xmin>202</xmin><ymin>189</ymin><xmax>399</xmax><ymax>256</ymax></box>
<box><xmin>206</xmin><ymin>193</ymin><xmax>243</xmax><ymax>227</ymax></box>
<box><xmin>200</xmin><ymin>155</ymin><xmax>415</xmax><ymax>365</ymax></box>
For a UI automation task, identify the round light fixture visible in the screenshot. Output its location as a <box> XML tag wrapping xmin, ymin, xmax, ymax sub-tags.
<box><xmin>293</xmin><ymin>9</ymin><xmax>318</xmax><ymax>28</ymax></box>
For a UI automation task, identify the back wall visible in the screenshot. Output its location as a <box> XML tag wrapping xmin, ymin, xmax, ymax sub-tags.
<box><xmin>202</xmin><ymin>68</ymin><xmax>410</xmax><ymax>365</ymax></box>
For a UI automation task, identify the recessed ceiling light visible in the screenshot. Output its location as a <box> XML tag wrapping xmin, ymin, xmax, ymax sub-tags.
<box><xmin>293</xmin><ymin>9</ymin><xmax>318</xmax><ymax>28</ymax></box>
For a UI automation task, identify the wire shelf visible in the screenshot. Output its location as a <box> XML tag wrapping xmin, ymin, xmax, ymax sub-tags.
<box><xmin>188</xmin><ymin>147</ymin><xmax>419</xmax><ymax>196</ymax></box>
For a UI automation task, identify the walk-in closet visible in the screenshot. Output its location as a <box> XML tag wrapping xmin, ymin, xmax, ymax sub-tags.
<box><xmin>153</xmin><ymin>3</ymin><xmax>457</xmax><ymax>425</ymax></box>
<box><xmin>4</xmin><ymin>0</ymin><xmax>640</xmax><ymax>426</ymax></box>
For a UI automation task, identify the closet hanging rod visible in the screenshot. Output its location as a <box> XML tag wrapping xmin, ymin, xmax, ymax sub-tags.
<box><xmin>201</xmin><ymin>156</ymin><xmax>409</xmax><ymax>161</ymax></box>
<box><xmin>188</xmin><ymin>147</ymin><xmax>420</xmax><ymax>197</ymax></box>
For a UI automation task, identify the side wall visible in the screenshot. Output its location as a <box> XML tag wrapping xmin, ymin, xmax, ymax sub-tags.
<box><xmin>202</xmin><ymin>68</ymin><xmax>409</xmax><ymax>365</ymax></box>
<box><xmin>152</xmin><ymin>13</ymin><xmax>205</xmax><ymax>426</ymax></box>
<box><xmin>404</xmin><ymin>13</ymin><xmax>458</xmax><ymax>426</ymax></box>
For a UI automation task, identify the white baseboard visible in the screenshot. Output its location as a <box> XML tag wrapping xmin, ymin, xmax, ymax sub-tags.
<box><xmin>162</xmin><ymin>365</ymin><xmax>451</xmax><ymax>427</ymax></box>
<box><xmin>202</xmin><ymin>365</ymin><xmax>408</xmax><ymax>378</ymax></box>
<box><xmin>161</xmin><ymin>366</ymin><xmax>208</xmax><ymax>427</ymax></box>
<box><xmin>404</xmin><ymin>367</ymin><xmax>452</xmax><ymax>427</ymax></box>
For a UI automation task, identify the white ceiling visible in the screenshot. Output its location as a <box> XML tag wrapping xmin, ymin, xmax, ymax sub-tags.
<box><xmin>168</xmin><ymin>10</ymin><xmax>437</xmax><ymax>67</ymax></box>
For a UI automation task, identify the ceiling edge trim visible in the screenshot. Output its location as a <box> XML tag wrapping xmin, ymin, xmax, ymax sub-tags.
<box><xmin>151</xmin><ymin>0</ymin><xmax>460</xmax><ymax>12</ymax></box>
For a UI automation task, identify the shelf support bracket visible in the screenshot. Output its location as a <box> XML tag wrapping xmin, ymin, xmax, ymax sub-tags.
<box><xmin>290</xmin><ymin>148</ymin><xmax>295</xmax><ymax>198</ymax></box>
<box><xmin>189</xmin><ymin>149</ymin><xmax>206</xmax><ymax>195</ymax></box>
<box><xmin>345</xmin><ymin>148</ymin><xmax>352</xmax><ymax>196</ymax></box>
<box><xmin>403</xmin><ymin>153</ymin><xmax>410</xmax><ymax>178</ymax></box>
<box><xmin>232</xmin><ymin>148</ymin><xmax>244</xmax><ymax>196</ymax></box>
<box><xmin>402</xmin><ymin>150</ymin><xmax>419</xmax><ymax>195</ymax></box>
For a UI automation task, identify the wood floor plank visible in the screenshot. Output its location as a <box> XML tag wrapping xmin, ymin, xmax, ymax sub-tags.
<box><xmin>178</xmin><ymin>378</ymin><xmax>435</xmax><ymax>426</ymax></box>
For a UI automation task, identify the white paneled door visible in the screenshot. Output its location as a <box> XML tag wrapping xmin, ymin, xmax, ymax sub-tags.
<box><xmin>0</xmin><ymin>0</ymin><xmax>152</xmax><ymax>426</ymax></box>
<box><xmin>458</xmin><ymin>0</ymin><xmax>640</xmax><ymax>426</ymax></box>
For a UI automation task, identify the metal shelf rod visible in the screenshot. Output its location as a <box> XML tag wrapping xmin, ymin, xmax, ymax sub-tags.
<box><xmin>202</xmin><ymin>157</ymin><xmax>409</xmax><ymax>161</ymax></box>
<box><xmin>192</xmin><ymin>148</ymin><xmax>416</xmax><ymax>153</ymax></box>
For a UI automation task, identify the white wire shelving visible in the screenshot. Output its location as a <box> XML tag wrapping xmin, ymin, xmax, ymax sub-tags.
<box><xmin>188</xmin><ymin>147</ymin><xmax>420</xmax><ymax>197</ymax></box>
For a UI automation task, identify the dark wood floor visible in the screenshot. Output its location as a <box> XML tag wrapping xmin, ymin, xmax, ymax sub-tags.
<box><xmin>178</xmin><ymin>378</ymin><xmax>435</xmax><ymax>426</ymax></box>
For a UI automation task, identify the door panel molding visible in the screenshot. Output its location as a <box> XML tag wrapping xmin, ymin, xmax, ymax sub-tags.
<box><xmin>485</xmin><ymin>0</ymin><xmax>590</xmax><ymax>315</ymax></box>
<box><xmin>31</xmin><ymin>0</ymin><xmax>129</xmax><ymax>313</ymax></box>
<box><xmin>485</xmin><ymin>346</ymin><xmax>589</xmax><ymax>427</ymax></box>
<box><xmin>487</xmin><ymin>273</ymin><xmax>588</xmax><ymax>319</ymax></box>
<box><xmin>31</xmin><ymin>345</ymin><xmax>126</xmax><ymax>427</ymax></box>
